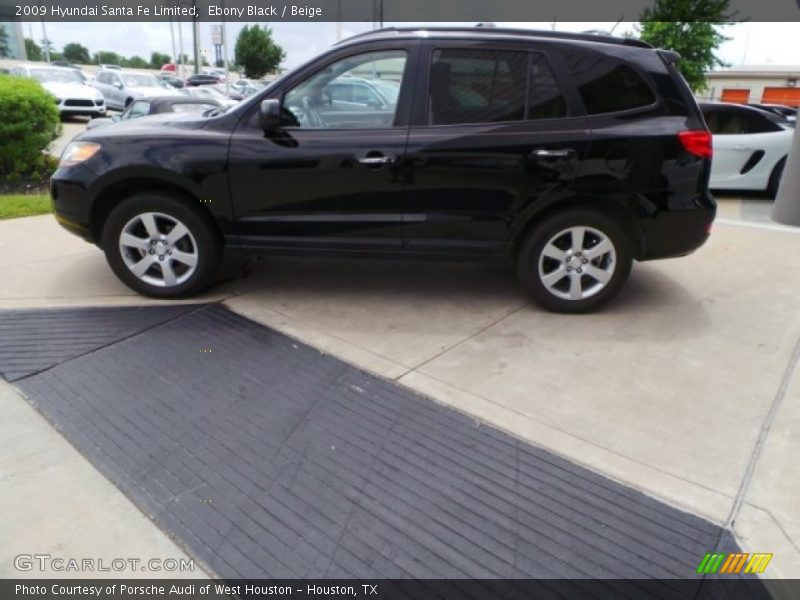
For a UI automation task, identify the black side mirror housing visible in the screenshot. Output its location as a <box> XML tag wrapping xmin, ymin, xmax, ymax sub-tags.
<box><xmin>259</xmin><ymin>99</ymin><xmax>281</xmax><ymax>133</ymax></box>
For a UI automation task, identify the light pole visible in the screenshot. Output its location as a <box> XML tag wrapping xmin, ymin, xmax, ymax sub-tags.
<box><xmin>169</xmin><ymin>19</ymin><xmax>177</xmax><ymax>68</ymax></box>
<box><xmin>772</xmin><ymin>121</ymin><xmax>800</xmax><ymax>226</ymax></box>
<box><xmin>40</xmin><ymin>19</ymin><xmax>49</xmax><ymax>63</ymax></box>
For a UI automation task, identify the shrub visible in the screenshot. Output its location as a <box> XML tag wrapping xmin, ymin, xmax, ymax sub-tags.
<box><xmin>0</xmin><ymin>74</ymin><xmax>62</xmax><ymax>181</ymax></box>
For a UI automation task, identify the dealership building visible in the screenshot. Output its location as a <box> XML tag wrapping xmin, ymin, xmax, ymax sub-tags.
<box><xmin>699</xmin><ymin>65</ymin><xmax>800</xmax><ymax>106</ymax></box>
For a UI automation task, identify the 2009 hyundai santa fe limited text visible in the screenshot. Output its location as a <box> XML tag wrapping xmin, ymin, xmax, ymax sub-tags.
<box><xmin>51</xmin><ymin>27</ymin><xmax>716</xmax><ymax>313</ymax></box>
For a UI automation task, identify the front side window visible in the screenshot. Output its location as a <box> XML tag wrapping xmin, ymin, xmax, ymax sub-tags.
<box><xmin>283</xmin><ymin>50</ymin><xmax>407</xmax><ymax>129</ymax></box>
<box><xmin>565</xmin><ymin>52</ymin><xmax>655</xmax><ymax>115</ymax></box>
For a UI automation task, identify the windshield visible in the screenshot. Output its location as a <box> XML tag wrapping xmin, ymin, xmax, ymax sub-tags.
<box><xmin>31</xmin><ymin>69</ymin><xmax>83</xmax><ymax>84</ymax></box>
<box><xmin>122</xmin><ymin>74</ymin><xmax>159</xmax><ymax>88</ymax></box>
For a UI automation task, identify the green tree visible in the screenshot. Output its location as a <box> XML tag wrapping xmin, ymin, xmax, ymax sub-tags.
<box><xmin>93</xmin><ymin>50</ymin><xmax>123</xmax><ymax>66</ymax></box>
<box><xmin>234</xmin><ymin>25</ymin><xmax>284</xmax><ymax>79</ymax></box>
<box><xmin>638</xmin><ymin>0</ymin><xmax>733</xmax><ymax>93</ymax></box>
<box><xmin>150</xmin><ymin>51</ymin><xmax>171</xmax><ymax>69</ymax></box>
<box><xmin>0</xmin><ymin>75</ymin><xmax>61</xmax><ymax>180</ymax></box>
<box><xmin>25</xmin><ymin>38</ymin><xmax>42</xmax><ymax>61</ymax></box>
<box><xmin>0</xmin><ymin>26</ymin><xmax>10</xmax><ymax>58</ymax></box>
<box><xmin>62</xmin><ymin>43</ymin><xmax>91</xmax><ymax>65</ymax></box>
<box><xmin>126</xmin><ymin>55</ymin><xmax>149</xmax><ymax>69</ymax></box>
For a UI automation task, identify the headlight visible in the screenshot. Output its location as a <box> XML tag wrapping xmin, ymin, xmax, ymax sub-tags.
<box><xmin>59</xmin><ymin>141</ymin><xmax>101</xmax><ymax>168</ymax></box>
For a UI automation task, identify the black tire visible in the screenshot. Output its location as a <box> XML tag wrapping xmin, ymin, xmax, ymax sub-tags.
<box><xmin>516</xmin><ymin>208</ymin><xmax>633</xmax><ymax>313</ymax></box>
<box><xmin>101</xmin><ymin>192</ymin><xmax>222</xmax><ymax>299</ymax></box>
<box><xmin>767</xmin><ymin>157</ymin><xmax>786</xmax><ymax>198</ymax></box>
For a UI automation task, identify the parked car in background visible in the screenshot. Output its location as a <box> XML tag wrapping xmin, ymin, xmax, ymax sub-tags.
<box><xmin>158</xmin><ymin>73</ymin><xmax>184</xmax><ymax>89</ymax></box>
<box><xmin>98</xmin><ymin>64</ymin><xmax>122</xmax><ymax>71</ymax></box>
<box><xmin>746</xmin><ymin>103</ymin><xmax>797</xmax><ymax>123</ymax></box>
<box><xmin>323</xmin><ymin>76</ymin><xmax>400</xmax><ymax>111</ymax></box>
<box><xmin>182</xmin><ymin>85</ymin><xmax>238</xmax><ymax>108</ymax></box>
<box><xmin>186</xmin><ymin>73</ymin><xmax>224</xmax><ymax>86</ymax></box>
<box><xmin>10</xmin><ymin>64</ymin><xmax>106</xmax><ymax>118</ymax></box>
<box><xmin>86</xmin><ymin>95</ymin><xmax>221</xmax><ymax>129</ymax></box>
<box><xmin>160</xmin><ymin>63</ymin><xmax>177</xmax><ymax>73</ymax></box>
<box><xmin>51</xmin><ymin>27</ymin><xmax>717</xmax><ymax>312</ymax></box>
<box><xmin>230</xmin><ymin>78</ymin><xmax>266</xmax><ymax>99</ymax></box>
<box><xmin>92</xmin><ymin>70</ymin><xmax>182</xmax><ymax>110</ymax></box>
<box><xmin>700</xmin><ymin>102</ymin><xmax>792</xmax><ymax>196</ymax></box>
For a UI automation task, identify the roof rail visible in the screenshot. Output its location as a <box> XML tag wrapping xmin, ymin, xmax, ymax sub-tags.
<box><xmin>336</xmin><ymin>26</ymin><xmax>653</xmax><ymax>49</ymax></box>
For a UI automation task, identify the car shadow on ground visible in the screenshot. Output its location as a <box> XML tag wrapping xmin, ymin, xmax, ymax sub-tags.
<box><xmin>223</xmin><ymin>254</ymin><xmax>712</xmax><ymax>340</ymax></box>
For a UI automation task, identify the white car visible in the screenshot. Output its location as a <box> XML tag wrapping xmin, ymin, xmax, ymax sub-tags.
<box><xmin>11</xmin><ymin>64</ymin><xmax>106</xmax><ymax>118</ymax></box>
<box><xmin>92</xmin><ymin>70</ymin><xmax>182</xmax><ymax>111</ymax></box>
<box><xmin>701</xmin><ymin>102</ymin><xmax>793</xmax><ymax>196</ymax></box>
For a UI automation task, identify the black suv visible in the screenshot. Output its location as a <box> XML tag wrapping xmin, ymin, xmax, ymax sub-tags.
<box><xmin>51</xmin><ymin>27</ymin><xmax>715</xmax><ymax>313</ymax></box>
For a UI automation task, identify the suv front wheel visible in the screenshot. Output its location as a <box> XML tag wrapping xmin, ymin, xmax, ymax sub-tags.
<box><xmin>517</xmin><ymin>209</ymin><xmax>633</xmax><ymax>313</ymax></box>
<box><xmin>101</xmin><ymin>193</ymin><xmax>222</xmax><ymax>298</ymax></box>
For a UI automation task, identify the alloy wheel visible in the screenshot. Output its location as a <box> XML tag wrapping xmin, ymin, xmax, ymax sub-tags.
<box><xmin>537</xmin><ymin>226</ymin><xmax>617</xmax><ymax>301</ymax></box>
<box><xmin>118</xmin><ymin>212</ymin><xmax>199</xmax><ymax>288</ymax></box>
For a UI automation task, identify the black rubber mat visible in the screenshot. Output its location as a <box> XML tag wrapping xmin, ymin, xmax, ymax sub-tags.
<box><xmin>10</xmin><ymin>304</ymin><xmax>755</xmax><ymax>589</ymax></box>
<box><xmin>0</xmin><ymin>304</ymin><xmax>200</xmax><ymax>381</ymax></box>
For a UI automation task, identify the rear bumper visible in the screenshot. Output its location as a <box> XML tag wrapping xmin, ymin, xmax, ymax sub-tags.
<box><xmin>639</xmin><ymin>199</ymin><xmax>716</xmax><ymax>260</ymax></box>
<box><xmin>639</xmin><ymin>208</ymin><xmax>716</xmax><ymax>260</ymax></box>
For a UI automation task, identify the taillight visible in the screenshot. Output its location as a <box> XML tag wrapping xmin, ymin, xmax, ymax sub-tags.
<box><xmin>678</xmin><ymin>130</ymin><xmax>713</xmax><ymax>159</ymax></box>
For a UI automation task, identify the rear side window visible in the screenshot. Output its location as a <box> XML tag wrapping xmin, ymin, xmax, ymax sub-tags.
<box><xmin>528</xmin><ymin>54</ymin><xmax>567</xmax><ymax>119</ymax></box>
<box><xmin>565</xmin><ymin>53</ymin><xmax>655</xmax><ymax>114</ymax></box>
<box><xmin>428</xmin><ymin>49</ymin><xmax>567</xmax><ymax>125</ymax></box>
<box><xmin>429</xmin><ymin>49</ymin><xmax>528</xmax><ymax>125</ymax></box>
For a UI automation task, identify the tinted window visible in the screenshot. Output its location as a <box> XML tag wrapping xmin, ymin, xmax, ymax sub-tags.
<box><xmin>429</xmin><ymin>49</ymin><xmax>528</xmax><ymax>125</ymax></box>
<box><xmin>565</xmin><ymin>53</ymin><xmax>655</xmax><ymax>114</ymax></box>
<box><xmin>528</xmin><ymin>54</ymin><xmax>567</xmax><ymax>119</ymax></box>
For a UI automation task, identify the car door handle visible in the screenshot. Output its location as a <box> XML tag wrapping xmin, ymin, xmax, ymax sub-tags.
<box><xmin>531</xmin><ymin>148</ymin><xmax>576</xmax><ymax>159</ymax></box>
<box><xmin>357</xmin><ymin>155</ymin><xmax>396</xmax><ymax>166</ymax></box>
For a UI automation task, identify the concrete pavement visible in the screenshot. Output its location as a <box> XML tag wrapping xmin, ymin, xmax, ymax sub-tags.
<box><xmin>1</xmin><ymin>199</ymin><xmax>798</xmax><ymax>582</ymax></box>
<box><xmin>0</xmin><ymin>381</ymin><xmax>204</xmax><ymax>579</ymax></box>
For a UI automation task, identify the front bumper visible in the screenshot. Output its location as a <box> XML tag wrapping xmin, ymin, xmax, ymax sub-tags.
<box><xmin>58</xmin><ymin>98</ymin><xmax>106</xmax><ymax>116</ymax></box>
<box><xmin>50</xmin><ymin>170</ymin><xmax>97</xmax><ymax>244</ymax></box>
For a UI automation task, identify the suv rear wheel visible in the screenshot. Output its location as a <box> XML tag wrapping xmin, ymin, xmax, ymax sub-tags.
<box><xmin>517</xmin><ymin>208</ymin><xmax>633</xmax><ymax>313</ymax></box>
<box><xmin>101</xmin><ymin>192</ymin><xmax>221</xmax><ymax>298</ymax></box>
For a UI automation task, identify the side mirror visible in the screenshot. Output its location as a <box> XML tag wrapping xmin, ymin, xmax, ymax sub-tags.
<box><xmin>113</xmin><ymin>81</ymin><xmax>123</xmax><ymax>89</ymax></box>
<box><xmin>259</xmin><ymin>98</ymin><xmax>281</xmax><ymax>133</ymax></box>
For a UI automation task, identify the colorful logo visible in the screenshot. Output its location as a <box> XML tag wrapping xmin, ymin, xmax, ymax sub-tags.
<box><xmin>696</xmin><ymin>552</ymin><xmax>773</xmax><ymax>574</ymax></box>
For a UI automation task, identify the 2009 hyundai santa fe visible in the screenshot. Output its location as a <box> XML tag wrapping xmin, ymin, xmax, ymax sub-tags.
<box><xmin>51</xmin><ymin>27</ymin><xmax>716</xmax><ymax>313</ymax></box>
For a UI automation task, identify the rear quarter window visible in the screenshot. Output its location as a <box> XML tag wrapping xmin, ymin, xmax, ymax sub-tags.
<box><xmin>564</xmin><ymin>52</ymin><xmax>656</xmax><ymax>115</ymax></box>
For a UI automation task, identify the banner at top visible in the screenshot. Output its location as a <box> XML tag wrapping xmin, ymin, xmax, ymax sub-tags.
<box><xmin>2</xmin><ymin>0</ymin><xmax>800</xmax><ymax>22</ymax></box>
